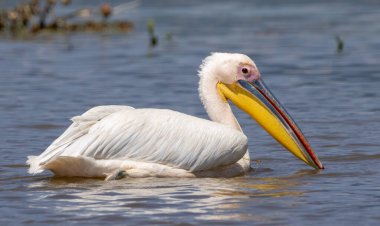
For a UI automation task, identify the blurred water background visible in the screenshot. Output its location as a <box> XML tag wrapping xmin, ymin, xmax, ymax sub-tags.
<box><xmin>1</xmin><ymin>0</ymin><xmax>380</xmax><ymax>225</ymax></box>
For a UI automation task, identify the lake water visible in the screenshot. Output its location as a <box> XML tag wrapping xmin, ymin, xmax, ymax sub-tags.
<box><xmin>1</xmin><ymin>0</ymin><xmax>380</xmax><ymax>225</ymax></box>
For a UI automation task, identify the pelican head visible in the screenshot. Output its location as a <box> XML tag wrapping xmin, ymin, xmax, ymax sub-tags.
<box><xmin>199</xmin><ymin>53</ymin><xmax>324</xmax><ymax>169</ymax></box>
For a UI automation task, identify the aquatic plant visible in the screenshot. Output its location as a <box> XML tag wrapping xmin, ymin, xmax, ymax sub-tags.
<box><xmin>100</xmin><ymin>3</ymin><xmax>112</xmax><ymax>22</ymax></box>
<box><xmin>0</xmin><ymin>0</ymin><xmax>133</xmax><ymax>38</ymax></box>
<box><xmin>335</xmin><ymin>35</ymin><xmax>344</xmax><ymax>53</ymax></box>
<box><xmin>165</xmin><ymin>32</ymin><xmax>173</xmax><ymax>41</ymax></box>
<box><xmin>147</xmin><ymin>19</ymin><xmax>158</xmax><ymax>47</ymax></box>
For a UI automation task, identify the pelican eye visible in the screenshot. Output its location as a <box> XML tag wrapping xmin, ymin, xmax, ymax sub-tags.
<box><xmin>241</xmin><ymin>67</ymin><xmax>249</xmax><ymax>74</ymax></box>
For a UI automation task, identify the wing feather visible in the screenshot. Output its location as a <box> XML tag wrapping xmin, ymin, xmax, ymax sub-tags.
<box><xmin>28</xmin><ymin>107</ymin><xmax>247</xmax><ymax>173</ymax></box>
<box><xmin>27</xmin><ymin>105</ymin><xmax>134</xmax><ymax>173</ymax></box>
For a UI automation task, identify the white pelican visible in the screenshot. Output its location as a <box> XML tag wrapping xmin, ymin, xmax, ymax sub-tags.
<box><xmin>27</xmin><ymin>53</ymin><xmax>324</xmax><ymax>180</ymax></box>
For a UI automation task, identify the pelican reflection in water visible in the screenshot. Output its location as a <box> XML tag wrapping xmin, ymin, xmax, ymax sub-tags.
<box><xmin>27</xmin><ymin>53</ymin><xmax>324</xmax><ymax>180</ymax></box>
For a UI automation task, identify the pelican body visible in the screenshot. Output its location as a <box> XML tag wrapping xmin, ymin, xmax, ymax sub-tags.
<box><xmin>27</xmin><ymin>53</ymin><xmax>323</xmax><ymax>180</ymax></box>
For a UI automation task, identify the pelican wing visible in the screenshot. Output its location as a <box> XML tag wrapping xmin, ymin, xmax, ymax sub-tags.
<box><xmin>28</xmin><ymin>106</ymin><xmax>247</xmax><ymax>174</ymax></box>
<box><xmin>27</xmin><ymin>105</ymin><xmax>133</xmax><ymax>173</ymax></box>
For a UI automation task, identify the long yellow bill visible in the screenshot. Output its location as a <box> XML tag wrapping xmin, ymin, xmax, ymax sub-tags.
<box><xmin>217</xmin><ymin>79</ymin><xmax>324</xmax><ymax>169</ymax></box>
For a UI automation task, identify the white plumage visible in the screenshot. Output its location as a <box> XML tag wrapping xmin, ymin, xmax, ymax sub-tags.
<box><xmin>27</xmin><ymin>53</ymin><xmax>257</xmax><ymax>179</ymax></box>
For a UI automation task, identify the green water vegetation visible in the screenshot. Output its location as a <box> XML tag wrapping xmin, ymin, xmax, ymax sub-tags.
<box><xmin>335</xmin><ymin>35</ymin><xmax>344</xmax><ymax>53</ymax></box>
<box><xmin>0</xmin><ymin>0</ymin><xmax>133</xmax><ymax>38</ymax></box>
<box><xmin>147</xmin><ymin>19</ymin><xmax>158</xmax><ymax>47</ymax></box>
<box><xmin>165</xmin><ymin>32</ymin><xmax>173</xmax><ymax>41</ymax></box>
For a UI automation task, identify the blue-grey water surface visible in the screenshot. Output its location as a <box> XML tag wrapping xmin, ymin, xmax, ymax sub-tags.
<box><xmin>1</xmin><ymin>0</ymin><xmax>380</xmax><ymax>225</ymax></box>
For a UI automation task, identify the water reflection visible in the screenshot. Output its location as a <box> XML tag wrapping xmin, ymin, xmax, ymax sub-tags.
<box><xmin>23</xmin><ymin>169</ymin><xmax>315</xmax><ymax>223</ymax></box>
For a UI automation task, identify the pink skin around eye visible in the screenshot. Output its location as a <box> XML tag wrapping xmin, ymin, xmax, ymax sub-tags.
<box><xmin>237</xmin><ymin>65</ymin><xmax>261</xmax><ymax>82</ymax></box>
